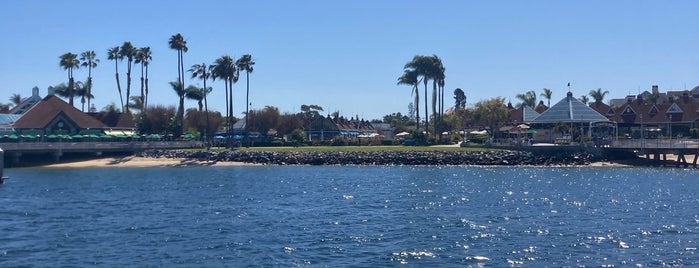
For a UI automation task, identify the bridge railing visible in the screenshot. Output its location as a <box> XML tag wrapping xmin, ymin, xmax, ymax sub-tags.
<box><xmin>0</xmin><ymin>141</ymin><xmax>203</xmax><ymax>153</ymax></box>
<box><xmin>611</xmin><ymin>139</ymin><xmax>699</xmax><ymax>149</ymax></box>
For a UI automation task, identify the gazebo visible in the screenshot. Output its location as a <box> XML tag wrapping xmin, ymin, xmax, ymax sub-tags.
<box><xmin>529</xmin><ymin>92</ymin><xmax>615</xmax><ymax>143</ymax></box>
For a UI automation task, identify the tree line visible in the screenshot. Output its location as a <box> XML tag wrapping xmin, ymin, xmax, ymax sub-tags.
<box><xmin>26</xmin><ymin>33</ymin><xmax>257</xmax><ymax>143</ymax></box>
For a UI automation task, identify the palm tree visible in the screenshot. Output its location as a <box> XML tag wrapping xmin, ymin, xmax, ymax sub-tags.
<box><xmin>185</xmin><ymin>85</ymin><xmax>206</xmax><ymax>111</ymax></box>
<box><xmin>170</xmin><ymin>80</ymin><xmax>187</xmax><ymax>134</ymax></box>
<box><xmin>540</xmin><ymin>88</ymin><xmax>553</xmax><ymax>107</ymax></box>
<box><xmin>107</xmin><ymin>46</ymin><xmax>124</xmax><ymax>111</ymax></box>
<box><xmin>52</xmin><ymin>83</ymin><xmax>70</xmax><ymax>100</ymax></box>
<box><xmin>80</xmin><ymin>51</ymin><xmax>98</xmax><ymax>111</ymax></box>
<box><xmin>73</xmin><ymin>81</ymin><xmax>94</xmax><ymax>112</ymax></box>
<box><xmin>135</xmin><ymin>47</ymin><xmax>152</xmax><ymax>109</ymax></box>
<box><xmin>397</xmin><ymin>70</ymin><xmax>420</xmax><ymax>129</ymax></box>
<box><xmin>9</xmin><ymin>94</ymin><xmax>22</xmax><ymax>108</ymax></box>
<box><xmin>169</xmin><ymin>33</ymin><xmax>188</xmax><ymax>132</ymax></box>
<box><xmin>516</xmin><ymin>90</ymin><xmax>537</xmax><ymax>108</ymax></box>
<box><xmin>119</xmin><ymin>42</ymin><xmax>137</xmax><ymax>113</ymax></box>
<box><xmin>404</xmin><ymin>55</ymin><xmax>436</xmax><ymax>132</ymax></box>
<box><xmin>429</xmin><ymin>55</ymin><xmax>445</xmax><ymax>139</ymax></box>
<box><xmin>589</xmin><ymin>88</ymin><xmax>609</xmax><ymax>104</ymax></box>
<box><xmin>127</xmin><ymin>95</ymin><xmax>144</xmax><ymax>113</ymax></box>
<box><xmin>189</xmin><ymin>63</ymin><xmax>212</xmax><ymax>145</ymax></box>
<box><xmin>235</xmin><ymin>54</ymin><xmax>255</xmax><ymax>131</ymax></box>
<box><xmin>59</xmin><ymin>52</ymin><xmax>80</xmax><ymax>106</ymax></box>
<box><xmin>211</xmin><ymin>55</ymin><xmax>238</xmax><ymax>139</ymax></box>
<box><xmin>579</xmin><ymin>95</ymin><xmax>589</xmax><ymax>105</ymax></box>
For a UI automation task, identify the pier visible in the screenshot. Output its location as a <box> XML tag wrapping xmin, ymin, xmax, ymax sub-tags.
<box><xmin>605</xmin><ymin>139</ymin><xmax>699</xmax><ymax>167</ymax></box>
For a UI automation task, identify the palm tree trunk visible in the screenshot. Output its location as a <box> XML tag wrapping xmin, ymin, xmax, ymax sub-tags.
<box><xmin>114</xmin><ymin>60</ymin><xmax>124</xmax><ymax>112</ymax></box>
<box><xmin>145</xmin><ymin>66</ymin><xmax>149</xmax><ymax>110</ymax></box>
<box><xmin>228</xmin><ymin>78</ymin><xmax>233</xmax><ymax>130</ymax></box>
<box><xmin>68</xmin><ymin>75</ymin><xmax>74</xmax><ymax>106</ymax></box>
<box><xmin>245</xmin><ymin>71</ymin><xmax>249</xmax><ymax>134</ymax></box>
<box><xmin>125</xmin><ymin>60</ymin><xmax>132</xmax><ymax>113</ymax></box>
<box><xmin>87</xmin><ymin>68</ymin><xmax>92</xmax><ymax>111</ymax></box>
<box><xmin>423</xmin><ymin>80</ymin><xmax>429</xmax><ymax>135</ymax></box>
<box><xmin>432</xmin><ymin>80</ymin><xmax>437</xmax><ymax>139</ymax></box>
<box><xmin>414</xmin><ymin>86</ymin><xmax>420</xmax><ymax>130</ymax></box>
<box><xmin>140</xmin><ymin>64</ymin><xmax>145</xmax><ymax>107</ymax></box>
<box><xmin>203</xmin><ymin>79</ymin><xmax>211</xmax><ymax>149</ymax></box>
<box><xmin>227</xmin><ymin>78</ymin><xmax>234</xmax><ymax>149</ymax></box>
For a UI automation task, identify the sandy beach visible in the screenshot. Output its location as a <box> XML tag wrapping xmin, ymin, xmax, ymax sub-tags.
<box><xmin>38</xmin><ymin>156</ymin><xmax>256</xmax><ymax>168</ymax></box>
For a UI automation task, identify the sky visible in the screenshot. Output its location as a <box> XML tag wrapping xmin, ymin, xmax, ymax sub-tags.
<box><xmin>1</xmin><ymin>0</ymin><xmax>698</xmax><ymax>120</ymax></box>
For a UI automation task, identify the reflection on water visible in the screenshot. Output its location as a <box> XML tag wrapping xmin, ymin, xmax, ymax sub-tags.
<box><xmin>1</xmin><ymin>166</ymin><xmax>697</xmax><ymax>266</ymax></box>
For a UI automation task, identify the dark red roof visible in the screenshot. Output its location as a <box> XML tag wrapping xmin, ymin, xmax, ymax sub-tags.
<box><xmin>13</xmin><ymin>95</ymin><xmax>106</xmax><ymax>129</ymax></box>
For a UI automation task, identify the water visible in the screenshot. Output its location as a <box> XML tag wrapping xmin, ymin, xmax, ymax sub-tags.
<box><xmin>1</xmin><ymin>166</ymin><xmax>697</xmax><ymax>267</ymax></box>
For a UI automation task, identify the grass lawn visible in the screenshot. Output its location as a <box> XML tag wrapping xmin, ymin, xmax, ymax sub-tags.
<box><xmin>205</xmin><ymin>145</ymin><xmax>496</xmax><ymax>153</ymax></box>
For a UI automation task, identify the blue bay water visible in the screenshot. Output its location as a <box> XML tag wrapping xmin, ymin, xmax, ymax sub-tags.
<box><xmin>0</xmin><ymin>166</ymin><xmax>697</xmax><ymax>267</ymax></box>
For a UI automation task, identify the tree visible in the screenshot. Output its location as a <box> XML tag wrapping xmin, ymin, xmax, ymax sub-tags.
<box><xmin>211</xmin><ymin>55</ymin><xmax>238</xmax><ymax>140</ymax></box>
<box><xmin>135</xmin><ymin>47</ymin><xmax>152</xmax><ymax>109</ymax></box>
<box><xmin>299</xmin><ymin>104</ymin><xmax>324</xmax><ymax>120</ymax></box>
<box><xmin>9</xmin><ymin>94</ymin><xmax>22</xmax><ymax>108</ymax></box>
<box><xmin>127</xmin><ymin>95</ymin><xmax>144</xmax><ymax>113</ymax></box>
<box><xmin>107</xmin><ymin>46</ymin><xmax>124</xmax><ymax>110</ymax></box>
<box><xmin>59</xmin><ymin>52</ymin><xmax>80</xmax><ymax>106</ymax></box>
<box><xmin>185</xmin><ymin>85</ymin><xmax>207</xmax><ymax>111</ymax></box>
<box><xmin>540</xmin><ymin>88</ymin><xmax>553</xmax><ymax>107</ymax></box>
<box><xmin>579</xmin><ymin>95</ymin><xmax>589</xmax><ymax>105</ymax></box>
<box><xmin>473</xmin><ymin>97</ymin><xmax>509</xmax><ymax>140</ymax></box>
<box><xmin>515</xmin><ymin>90</ymin><xmax>537</xmax><ymax>108</ymax></box>
<box><xmin>119</xmin><ymin>42</ymin><xmax>137</xmax><ymax>113</ymax></box>
<box><xmin>404</xmin><ymin>55</ymin><xmax>443</xmax><ymax>134</ymax></box>
<box><xmin>73</xmin><ymin>81</ymin><xmax>94</xmax><ymax>112</ymax></box>
<box><xmin>236</xmin><ymin>54</ymin><xmax>255</xmax><ymax>131</ymax></box>
<box><xmin>247</xmin><ymin>106</ymin><xmax>280</xmax><ymax>135</ymax></box>
<box><xmin>79</xmin><ymin>51</ymin><xmax>98</xmax><ymax>110</ymax></box>
<box><xmin>189</xmin><ymin>63</ymin><xmax>212</xmax><ymax>145</ymax></box>
<box><xmin>101</xmin><ymin>102</ymin><xmax>121</xmax><ymax>113</ymax></box>
<box><xmin>647</xmin><ymin>90</ymin><xmax>659</xmax><ymax>105</ymax></box>
<box><xmin>397</xmin><ymin>70</ymin><xmax>420</xmax><ymax>128</ymax></box>
<box><xmin>184</xmin><ymin>109</ymin><xmax>223</xmax><ymax>140</ymax></box>
<box><xmin>51</xmin><ymin>83</ymin><xmax>70</xmax><ymax>99</ymax></box>
<box><xmin>288</xmin><ymin>129</ymin><xmax>306</xmax><ymax>146</ymax></box>
<box><xmin>430</xmin><ymin>55</ymin><xmax>445</xmax><ymax>139</ymax></box>
<box><xmin>382</xmin><ymin>112</ymin><xmax>413</xmax><ymax>133</ymax></box>
<box><xmin>169</xmin><ymin>81</ymin><xmax>187</xmax><ymax>135</ymax></box>
<box><xmin>276</xmin><ymin>113</ymin><xmax>306</xmax><ymax>137</ymax></box>
<box><xmin>169</xmin><ymin>33</ymin><xmax>188</xmax><ymax>131</ymax></box>
<box><xmin>589</xmin><ymin>88</ymin><xmax>609</xmax><ymax>104</ymax></box>
<box><xmin>137</xmin><ymin>105</ymin><xmax>176</xmax><ymax>134</ymax></box>
<box><xmin>454</xmin><ymin>88</ymin><xmax>466</xmax><ymax>109</ymax></box>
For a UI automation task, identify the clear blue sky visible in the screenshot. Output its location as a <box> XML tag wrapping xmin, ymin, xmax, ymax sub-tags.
<box><xmin>1</xmin><ymin>0</ymin><xmax>697</xmax><ymax>120</ymax></box>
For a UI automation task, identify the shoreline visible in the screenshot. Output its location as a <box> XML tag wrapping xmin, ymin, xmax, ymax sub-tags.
<box><xmin>9</xmin><ymin>149</ymin><xmax>692</xmax><ymax>169</ymax></box>
<box><xmin>28</xmin><ymin>156</ymin><xmax>257</xmax><ymax>169</ymax></box>
<box><xmin>23</xmin><ymin>156</ymin><xmax>634</xmax><ymax>169</ymax></box>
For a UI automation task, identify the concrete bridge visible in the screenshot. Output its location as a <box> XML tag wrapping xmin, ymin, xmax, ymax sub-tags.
<box><xmin>0</xmin><ymin>141</ymin><xmax>203</xmax><ymax>166</ymax></box>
